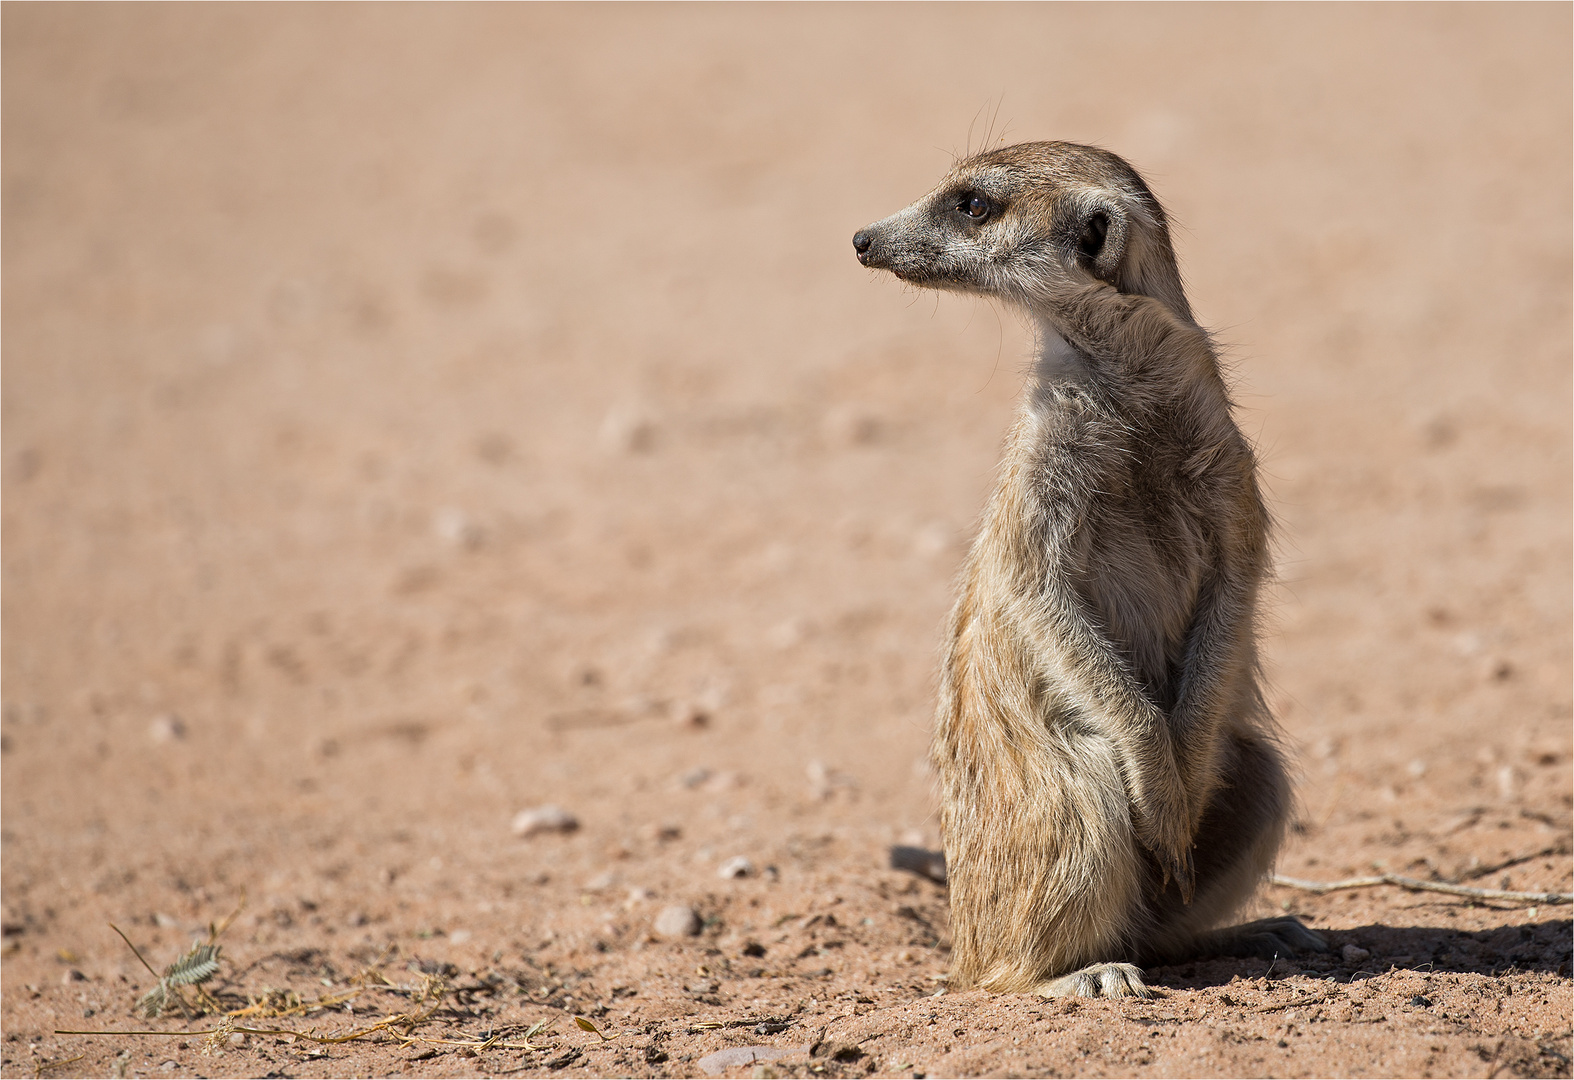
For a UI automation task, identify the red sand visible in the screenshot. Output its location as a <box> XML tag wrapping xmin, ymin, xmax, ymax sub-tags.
<box><xmin>4</xmin><ymin>6</ymin><xmax>1569</xmax><ymax>1078</ymax></box>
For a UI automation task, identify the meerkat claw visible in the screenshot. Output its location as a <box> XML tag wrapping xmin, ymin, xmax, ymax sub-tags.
<box><xmin>1151</xmin><ymin>844</ymin><xmax>1195</xmax><ymax>902</ymax></box>
<box><xmin>1173</xmin><ymin>851</ymin><xmax>1196</xmax><ymax>904</ymax></box>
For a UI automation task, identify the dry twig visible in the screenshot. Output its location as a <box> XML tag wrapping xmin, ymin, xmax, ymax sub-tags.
<box><xmin>227</xmin><ymin>987</ymin><xmax>362</xmax><ymax>1019</ymax></box>
<box><xmin>31</xmin><ymin>1053</ymin><xmax>85</xmax><ymax>1077</ymax></box>
<box><xmin>1270</xmin><ymin>873</ymin><xmax>1572</xmax><ymax>906</ymax></box>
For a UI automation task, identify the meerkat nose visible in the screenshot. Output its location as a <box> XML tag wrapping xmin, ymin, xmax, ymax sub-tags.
<box><xmin>852</xmin><ymin>230</ymin><xmax>873</xmax><ymax>262</ymax></box>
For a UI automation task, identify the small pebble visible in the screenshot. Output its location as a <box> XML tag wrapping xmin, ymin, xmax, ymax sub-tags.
<box><xmin>600</xmin><ymin>405</ymin><xmax>658</xmax><ymax>454</ymax></box>
<box><xmin>672</xmin><ymin>702</ymin><xmax>710</xmax><ymax>728</ymax></box>
<box><xmin>511</xmin><ymin>805</ymin><xmax>579</xmax><ymax>837</ymax></box>
<box><xmin>1341</xmin><ymin>944</ymin><xmax>1371</xmax><ymax>964</ymax></box>
<box><xmin>703</xmin><ymin>770</ymin><xmax>741</xmax><ymax>792</ymax></box>
<box><xmin>433</xmin><ymin>507</ymin><xmax>484</xmax><ymax>548</ymax></box>
<box><xmin>149</xmin><ymin>715</ymin><xmax>186</xmax><ymax>743</ymax></box>
<box><xmin>718</xmin><ymin>856</ymin><xmax>755</xmax><ymax>880</ymax></box>
<box><xmin>822</xmin><ymin>405</ymin><xmax>882</xmax><ymax>446</ymax></box>
<box><xmin>768</xmin><ymin>619</ymin><xmax>808</xmax><ymax>649</ymax></box>
<box><xmin>653</xmin><ymin>904</ymin><xmax>701</xmax><ymax>938</ymax></box>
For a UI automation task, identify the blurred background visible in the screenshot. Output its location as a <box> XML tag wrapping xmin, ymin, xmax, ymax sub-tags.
<box><xmin>3</xmin><ymin>2</ymin><xmax>1569</xmax><ymax>963</ymax></box>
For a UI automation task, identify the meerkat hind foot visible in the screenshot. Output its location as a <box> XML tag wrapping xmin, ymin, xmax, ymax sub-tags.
<box><xmin>1195</xmin><ymin>916</ymin><xmax>1329</xmax><ymax>961</ymax></box>
<box><xmin>1035</xmin><ymin>962</ymin><xmax>1152</xmax><ymax>1000</ymax></box>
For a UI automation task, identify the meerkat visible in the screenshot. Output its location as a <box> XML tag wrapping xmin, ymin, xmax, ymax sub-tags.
<box><xmin>853</xmin><ymin>142</ymin><xmax>1325</xmax><ymax>999</ymax></box>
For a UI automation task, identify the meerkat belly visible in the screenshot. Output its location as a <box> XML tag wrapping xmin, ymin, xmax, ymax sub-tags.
<box><xmin>938</xmin><ymin>657</ymin><xmax>1147</xmax><ymax>985</ymax></box>
<box><xmin>944</xmin><ymin>667</ymin><xmax>1140</xmax><ymax>842</ymax></box>
<box><xmin>938</xmin><ymin>570</ymin><xmax>1153</xmax><ymax>803</ymax></box>
<box><xmin>938</xmin><ymin>617</ymin><xmax>1144</xmax><ymax>876</ymax></box>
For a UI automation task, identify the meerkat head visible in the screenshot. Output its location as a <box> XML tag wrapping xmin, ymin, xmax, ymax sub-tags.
<box><xmin>852</xmin><ymin>141</ymin><xmax>1192</xmax><ymax>323</ymax></box>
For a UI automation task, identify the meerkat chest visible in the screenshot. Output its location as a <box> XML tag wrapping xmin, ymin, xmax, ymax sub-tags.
<box><xmin>1001</xmin><ymin>381</ymin><xmax>1215</xmax><ymax>704</ymax></box>
<box><xmin>1030</xmin><ymin>327</ymin><xmax>1091</xmax><ymax>397</ymax></box>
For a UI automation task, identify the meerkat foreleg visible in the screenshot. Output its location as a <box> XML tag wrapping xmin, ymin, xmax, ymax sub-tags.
<box><xmin>1011</xmin><ymin>550</ymin><xmax>1197</xmax><ymax>896</ymax></box>
<box><xmin>1161</xmin><ymin>572</ymin><xmax>1266</xmax><ymax>823</ymax></box>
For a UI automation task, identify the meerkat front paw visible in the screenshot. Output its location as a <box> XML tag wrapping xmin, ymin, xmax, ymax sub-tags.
<box><xmin>1035</xmin><ymin>962</ymin><xmax>1153</xmax><ymax>1000</ymax></box>
<box><xmin>1132</xmin><ymin>812</ymin><xmax>1196</xmax><ymax>902</ymax></box>
<box><xmin>1158</xmin><ymin>845</ymin><xmax>1196</xmax><ymax>903</ymax></box>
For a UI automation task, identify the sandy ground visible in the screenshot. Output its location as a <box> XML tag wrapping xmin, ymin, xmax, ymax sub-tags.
<box><xmin>3</xmin><ymin>5</ymin><xmax>1571</xmax><ymax>1078</ymax></box>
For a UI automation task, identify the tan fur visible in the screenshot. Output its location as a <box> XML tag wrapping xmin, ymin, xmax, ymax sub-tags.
<box><xmin>853</xmin><ymin>142</ymin><xmax>1324</xmax><ymax>998</ymax></box>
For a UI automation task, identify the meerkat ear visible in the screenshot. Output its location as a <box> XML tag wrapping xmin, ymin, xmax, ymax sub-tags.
<box><xmin>1072</xmin><ymin>197</ymin><xmax>1129</xmax><ymax>282</ymax></box>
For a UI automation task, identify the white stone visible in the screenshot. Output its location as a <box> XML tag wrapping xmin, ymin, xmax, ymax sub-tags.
<box><xmin>600</xmin><ymin>404</ymin><xmax>658</xmax><ymax>454</ymax></box>
<box><xmin>511</xmin><ymin>805</ymin><xmax>578</xmax><ymax>837</ymax></box>
<box><xmin>653</xmin><ymin>904</ymin><xmax>701</xmax><ymax>938</ymax></box>
<box><xmin>149</xmin><ymin>715</ymin><xmax>186</xmax><ymax>743</ymax></box>
<box><xmin>717</xmin><ymin>856</ymin><xmax>754</xmax><ymax>880</ymax></box>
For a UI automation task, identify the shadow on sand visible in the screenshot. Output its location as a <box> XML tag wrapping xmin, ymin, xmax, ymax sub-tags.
<box><xmin>889</xmin><ymin>846</ymin><xmax>1571</xmax><ymax>985</ymax></box>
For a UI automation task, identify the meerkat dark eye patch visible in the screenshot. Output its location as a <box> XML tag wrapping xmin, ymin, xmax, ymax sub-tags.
<box><xmin>1077</xmin><ymin>211</ymin><xmax>1110</xmax><ymax>262</ymax></box>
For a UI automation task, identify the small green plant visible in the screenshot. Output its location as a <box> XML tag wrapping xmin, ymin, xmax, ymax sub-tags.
<box><xmin>110</xmin><ymin>892</ymin><xmax>246</xmax><ymax>1019</ymax></box>
<box><xmin>141</xmin><ymin>938</ymin><xmax>221</xmax><ymax>1018</ymax></box>
<box><xmin>111</xmin><ymin>926</ymin><xmax>223</xmax><ymax>1019</ymax></box>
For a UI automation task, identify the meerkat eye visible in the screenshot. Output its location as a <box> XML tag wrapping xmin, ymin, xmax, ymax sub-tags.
<box><xmin>952</xmin><ymin>193</ymin><xmax>992</xmax><ymax>222</ymax></box>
